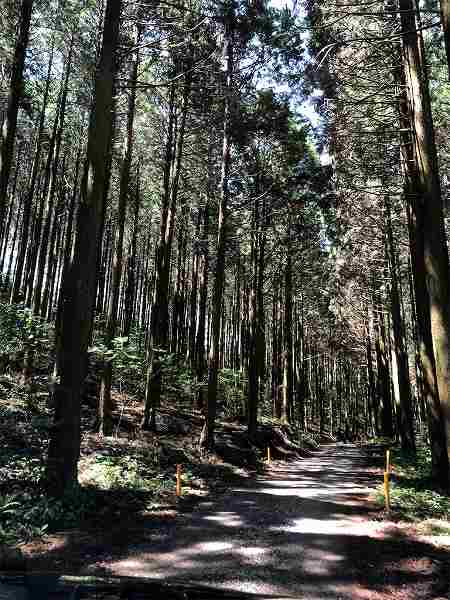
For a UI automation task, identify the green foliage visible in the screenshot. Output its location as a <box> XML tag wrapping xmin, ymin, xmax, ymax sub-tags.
<box><xmin>0</xmin><ymin>495</ymin><xmax>47</xmax><ymax>543</ymax></box>
<box><xmin>420</xmin><ymin>521</ymin><xmax>450</xmax><ymax>536</ymax></box>
<box><xmin>0</xmin><ymin>388</ymin><xmax>174</xmax><ymax>545</ymax></box>
<box><xmin>0</xmin><ymin>433</ymin><xmax>49</xmax><ymax>543</ymax></box>
<box><xmin>82</xmin><ymin>454</ymin><xmax>166</xmax><ymax>493</ymax></box>
<box><xmin>89</xmin><ymin>335</ymin><xmax>140</xmax><ymax>366</ymax></box>
<box><xmin>375</xmin><ymin>446</ymin><xmax>450</xmax><ymax>522</ymax></box>
<box><xmin>218</xmin><ymin>369</ymin><xmax>246</xmax><ymax>417</ymax></box>
<box><xmin>296</xmin><ymin>430</ymin><xmax>321</xmax><ymax>448</ymax></box>
<box><xmin>0</xmin><ymin>486</ymin><xmax>101</xmax><ymax>544</ymax></box>
<box><xmin>0</xmin><ymin>449</ymin><xmax>173</xmax><ymax>544</ymax></box>
<box><xmin>384</xmin><ymin>486</ymin><xmax>450</xmax><ymax>519</ymax></box>
<box><xmin>89</xmin><ymin>336</ymin><xmax>145</xmax><ymax>391</ymax></box>
<box><xmin>89</xmin><ymin>337</ymin><xmax>202</xmax><ymax>405</ymax></box>
<box><xmin>390</xmin><ymin>446</ymin><xmax>437</xmax><ymax>480</ymax></box>
<box><xmin>160</xmin><ymin>353</ymin><xmax>197</xmax><ymax>400</ymax></box>
<box><xmin>0</xmin><ymin>302</ymin><xmax>51</xmax><ymax>366</ymax></box>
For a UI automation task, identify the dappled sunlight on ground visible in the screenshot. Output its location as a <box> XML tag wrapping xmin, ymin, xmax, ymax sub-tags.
<box><xmin>84</xmin><ymin>446</ymin><xmax>447</xmax><ymax>598</ymax></box>
<box><xmin>270</xmin><ymin>516</ymin><xmax>379</xmax><ymax>535</ymax></box>
<box><xmin>203</xmin><ymin>512</ymin><xmax>245</xmax><ymax>527</ymax></box>
<box><xmin>22</xmin><ymin>445</ymin><xmax>450</xmax><ymax>599</ymax></box>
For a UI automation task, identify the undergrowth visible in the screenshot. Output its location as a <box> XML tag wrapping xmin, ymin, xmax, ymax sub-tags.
<box><xmin>0</xmin><ymin>388</ymin><xmax>182</xmax><ymax>546</ymax></box>
<box><xmin>0</xmin><ymin>452</ymin><xmax>181</xmax><ymax>546</ymax></box>
<box><xmin>375</xmin><ymin>446</ymin><xmax>450</xmax><ymax>524</ymax></box>
<box><xmin>0</xmin><ymin>311</ymin><xmax>305</xmax><ymax>547</ymax></box>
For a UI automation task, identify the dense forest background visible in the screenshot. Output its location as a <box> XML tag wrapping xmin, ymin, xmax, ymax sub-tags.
<box><xmin>1</xmin><ymin>0</ymin><xmax>450</xmax><ymax>530</ymax></box>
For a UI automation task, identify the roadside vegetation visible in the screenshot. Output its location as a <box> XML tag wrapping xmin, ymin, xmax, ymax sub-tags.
<box><xmin>374</xmin><ymin>446</ymin><xmax>450</xmax><ymax>528</ymax></box>
<box><xmin>0</xmin><ymin>302</ymin><xmax>315</xmax><ymax>549</ymax></box>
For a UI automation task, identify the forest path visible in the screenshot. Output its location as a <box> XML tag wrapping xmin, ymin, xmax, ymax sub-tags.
<box><xmin>92</xmin><ymin>443</ymin><xmax>448</xmax><ymax>599</ymax></box>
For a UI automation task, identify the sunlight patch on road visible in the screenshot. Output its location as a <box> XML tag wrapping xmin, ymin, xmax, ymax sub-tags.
<box><xmin>108</xmin><ymin>540</ymin><xmax>235</xmax><ymax>577</ymax></box>
<box><xmin>269</xmin><ymin>517</ymin><xmax>380</xmax><ymax>536</ymax></box>
<box><xmin>303</xmin><ymin>554</ymin><xmax>342</xmax><ymax>574</ymax></box>
<box><xmin>203</xmin><ymin>512</ymin><xmax>244</xmax><ymax>527</ymax></box>
<box><xmin>200</xmin><ymin>541</ymin><xmax>235</xmax><ymax>552</ymax></box>
<box><xmin>256</xmin><ymin>478</ymin><xmax>317</xmax><ymax>487</ymax></box>
<box><xmin>216</xmin><ymin>577</ymin><xmax>294</xmax><ymax>597</ymax></box>
<box><xmin>113</xmin><ymin>559</ymin><xmax>146</xmax><ymax>570</ymax></box>
<box><xmin>238</xmin><ymin>486</ymin><xmax>350</xmax><ymax>497</ymax></box>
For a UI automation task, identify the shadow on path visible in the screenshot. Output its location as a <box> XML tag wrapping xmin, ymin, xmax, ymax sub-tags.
<box><xmin>24</xmin><ymin>444</ymin><xmax>450</xmax><ymax>599</ymax></box>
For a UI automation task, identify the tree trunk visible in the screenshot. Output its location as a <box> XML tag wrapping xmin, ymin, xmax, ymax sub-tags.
<box><xmin>247</xmin><ymin>195</ymin><xmax>259</xmax><ymax>438</ymax></box>
<box><xmin>399</xmin><ymin>0</ymin><xmax>450</xmax><ymax>481</ymax></box>
<box><xmin>366</xmin><ymin>313</ymin><xmax>377</xmax><ymax>436</ymax></box>
<box><xmin>385</xmin><ymin>197</ymin><xmax>415</xmax><ymax>452</ymax></box>
<box><xmin>256</xmin><ymin>195</ymin><xmax>267</xmax><ymax>391</ymax></box>
<box><xmin>26</xmin><ymin>84</ymin><xmax>62</xmax><ymax>306</ymax></box>
<box><xmin>375</xmin><ymin>310</ymin><xmax>394</xmax><ymax>438</ymax></box>
<box><xmin>45</xmin><ymin>0</ymin><xmax>122</xmax><ymax>497</ymax></box>
<box><xmin>33</xmin><ymin>37</ymin><xmax>73</xmax><ymax>315</ymax></box>
<box><xmin>195</xmin><ymin>199</ymin><xmax>209</xmax><ymax>411</ymax></box>
<box><xmin>188</xmin><ymin>209</ymin><xmax>201</xmax><ymax>366</ymax></box>
<box><xmin>0</xmin><ymin>143</ymin><xmax>22</xmax><ymax>287</ymax></box>
<box><xmin>439</xmin><ymin>0</ymin><xmax>450</xmax><ymax>78</ymax></box>
<box><xmin>42</xmin><ymin>148</ymin><xmax>70</xmax><ymax>319</ymax></box>
<box><xmin>99</xmin><ymin>31</ymin><xmax>139</xmax><ymax>435</ymax></box>
<box><xmin>123</xmin><ymin>164</ymin><xmax>141</xmax><ymax>339</ymax></box>
<box><xmin>0</xmin><ymin>0</ymin><xmax>34</xmax><ymax>242</ymax></box>
<box><xmin>142</xmin><ymin>70</ymin><xmax>190</xmax><ymax>430</ymax></box>
<box><xmin>11</xmin><ymin>42</ymin><xmax>54</xmax><ymax>302</ymax></box>
<box><xmin>5</xmin><ymin>192</ymin><xmax>24</xmax><ymax>290</ymax></box>
<box><xmin>272</xmin><ymin>280</ymin><xmax>282</xmax><ymax>419</ymax></box>
<box><xmin>205</xmin><ymin>6</ymin><xmax>234</xmax><ymax>450</ymax></box>
<box><xmin>282</xmin><ymin>249</ymin><xmax>293</xmax><ymax>424</ymax></box>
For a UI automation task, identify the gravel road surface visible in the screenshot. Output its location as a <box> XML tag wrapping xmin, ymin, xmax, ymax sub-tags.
<box><xmin>99</xmin><ymin>443</ymin><xmax>434</xmax><ymax>599</ymax></box>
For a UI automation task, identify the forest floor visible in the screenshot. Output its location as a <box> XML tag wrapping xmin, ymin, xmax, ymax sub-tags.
<box><xmin>1</xmin><ymin>367</ymin><xmax>450</xmax><ymax>599</ymax></box>
<box><xmin>10</xmin><ymin>444</ymin><xmax>450</xmax><ymax>599</ymax></box>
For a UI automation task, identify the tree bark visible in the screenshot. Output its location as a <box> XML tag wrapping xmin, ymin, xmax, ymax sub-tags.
<box><xmin>25</xmin><ymin>85</ymin><xmax>62</xmax><ymax>306</ymax></box>
<box><xmin>123</xmin><ymin>164</ymin><xmax>141</xmax><ymax>339</ymax></box>
<box><xmin>188</xmin><ymin>209</ymin><xmax>201</xmax><ymax>366</ymax></box>
<box><xmin>99</xmin><ymin>31</ymin><xmax>139</xmax><ymax>435</ymax></box>
<box><xmin>142</xmin><ymin>70</ymin><xmax>190</xmax><ymax>430</ymax></box>
<box><xmin>439</xmin><ymin>0</ymin><xmax>450</xmax><ymax>78</ymax></box>
<box><xmin>375</xmin><ymin>309</ymin><xmax>394</xmax><ymax>438</ymax></box>
<box><xmin>205</xmin><ymin>4</ymin><xmax>234</xmax><ymax>450</ymax></box>
<box><xmin>11</xmin><ymin>42</ymin><xmax>54</xmax><ymax>303</ymax></box>
<box><xmin>282</xmin><ymin>248</ymin><xmax>293</xmax><ymax>424</ymax></box>
<box><xmin>399</xmin><ymin>0</ymin><xmax>450</xmax><ymax>479</ymax></box>
<box><xmin>385</xmin><ymin>197</ymin><xmax>415</xmax><ymax>452</ymax></box>
<box><xmin>0</xmin><ymin>0</ymin><xmax>34</xmax><ymax>243</ymax></box>
<box><xmin>45</xmin><ymin>0</ymin><xmax>122</xmax><ymax>497</ymax></box>
<box><xmin>195</xmin><ymin>199</ymin><xmax>210</xmax><ymax>411</ymax></box>
<box><xmin>247</xmin><ymin>194</ymin><xmax>259</xmax><ymax>438</ymax></box>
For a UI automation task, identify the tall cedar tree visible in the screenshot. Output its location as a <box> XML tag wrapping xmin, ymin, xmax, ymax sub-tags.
<box><xmin>46</xmin><ymin>0</ymin><xmax>123</xmax><ymax>496</ymax></box>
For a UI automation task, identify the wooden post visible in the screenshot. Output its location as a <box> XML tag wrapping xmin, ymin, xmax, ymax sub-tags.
<box><xmin>384</xmin><ymin>449</ymin><xmax>391</xmax><ymax>512</ymax></box>
<box><xmin>267</xmin><ymin>447</ymin><xmax>271</xmax><ymax>463</ymax></box>
<box><xmin>176</xmin><ymin>464</ymin><xmax>182</xmax><ymax>497</ymax></box>
<box><xmin>384</xmin><ymin>471</ymin><xmax>390</xmax><ymax>511</ymax></box>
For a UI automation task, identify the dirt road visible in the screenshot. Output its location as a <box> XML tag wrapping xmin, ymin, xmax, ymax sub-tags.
<box><xmin>94</xmin><ymin>444</ymin><xmax>449</xmax><ymax>599</ymax></box>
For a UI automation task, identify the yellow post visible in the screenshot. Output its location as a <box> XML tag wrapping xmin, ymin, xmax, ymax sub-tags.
<box><xmin>267</xmin><ymin>447</ymin><xmax>271</xmax><ymax>463</ymax></box>
<box><xmin>384</xmin><ymin>471</ymin><xmax>390</xmax><ymax>512</ymax></box>
<box><xmin>384</xmin><ymin>448</ymin><xmax>391</xmax><ymax>512</ymax></box>
<box><xmin>176</xmin><ymin>464</ymin><xmax>182</xmax><ymax>497</ymax></box>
